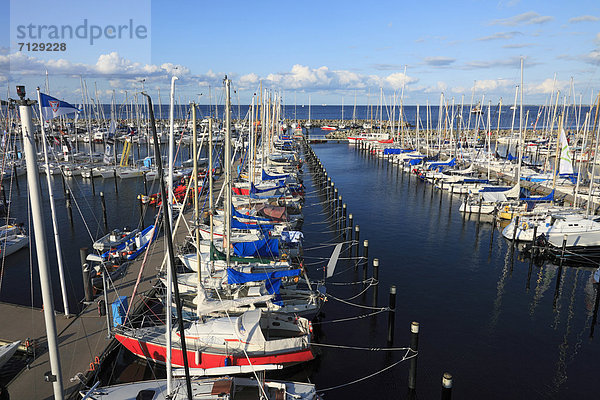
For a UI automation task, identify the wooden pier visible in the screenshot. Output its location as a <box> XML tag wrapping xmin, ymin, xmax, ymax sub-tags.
<box><xmin>2</xmin><ymin>179</ymin><xmax>221</xmax><ymax>399</ymax></box>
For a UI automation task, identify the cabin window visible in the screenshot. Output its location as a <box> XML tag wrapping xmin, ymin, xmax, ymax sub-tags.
<box><xmin>136</xmin><ymin>390</ymin><xmax>156</xmax><ymax>400</ymax></box>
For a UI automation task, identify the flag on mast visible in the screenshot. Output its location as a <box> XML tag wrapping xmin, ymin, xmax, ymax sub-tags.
<box><xmin>39</xmin><ymin>92</ymin><xmax>80</xmax><ymax>120</ymax></box>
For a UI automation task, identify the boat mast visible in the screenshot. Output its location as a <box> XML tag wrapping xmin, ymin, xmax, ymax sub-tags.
<box><xmin>36</xmin><ymin>88</ymin><xmax>71</xmax><ymax>317</ymax></box>
<box><xmin>517</xmin><ymin>58</ymin><xmax>524</xmax><ymax>182</ymax></box>
<box><xmin>586</xmin><ymin>93</ymin><xmax>600</xmax><ymax>217</ymax></box>
<box><xmin>15</xmin><ymin>85</ymin><xmax>64</xmax><ymax>399</ymax></box>
<box><xmin>144</xmin><ymin>92</ymin><xmax>193</xmax><ymax>399</ymax></box>
<box><xmin>165</xmin><ymin>75</ymin><xmax>177</xmax><ymax>394</ymax></box>
<box><xmin>168</xmin><ymin>76</ymin><xmax>178</xmax><ymax>224</ymax></box>
<box><xmin>192</xmin><ymin>103</ymin><xmax>202</xmax><ymax>317</ymax></box>
<box><xmin>225</xmin><ymin>78</ymin><xmax>232</xmax><ymax>267</ymax></box>
<box><xmin>209</xmin><ymin>117</ymin><xmax>214</xmax><ymax>273</ymax></box>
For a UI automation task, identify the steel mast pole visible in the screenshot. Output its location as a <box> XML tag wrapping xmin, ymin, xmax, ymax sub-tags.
<box><xmin>15</xmin><ymin>85</ymin><xmax>64</xmax><ymax>399</ymax></box>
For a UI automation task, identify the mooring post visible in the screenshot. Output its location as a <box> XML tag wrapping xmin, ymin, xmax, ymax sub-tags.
<box><xmin>12</xmin><ymin>163</ymin><xmax>19</xmax><ymax>189</ymax></box>
<box><xmin>531</xmin><ymin>225</ymin><xmax>538</xmax><ymax>256</ymax></box>
<box><xmin>138</xmin><ymin>194</ymin><xmax>144</xmax><ymax>229</ymax></box>
<box><xmin>143</xmin><ymin>171</ymin><xmax>148</xmax><ymax>196</ymax></box>
<box><xmin>408</xmin><ymin>321</ymin><xmax>420</xmax><ymax>391</ymax></box>
<box><xmin>113</xmin><ymin>168</ymin><xmax>118</xmax><ymax>194</ymax></box>
<box><xmin>100</xmin><ymin>191</ymin><xmax>108</xmax><ymax>230</ymax></box>
<box><xmin>337</xmin><ymin>195</ymin><xmax>342</xmax><ymax>223</ymax></box>
<box><xmin>354</xmin><ymin>225</ymin><xmax>360</xmax><ymax>269</ymax></box>
<box><xmin>0</xmin><ymin>186</ymin><xmax>6</xmax><ymax>209</ymax></box>
<box><xmin>80</xmin><ymin>247</ymin><xmax>93</xmax><ymax>303</ymax></box>
<box><xmin>330</xmin><ymin>182</ymin><xmax>335</xmax><ymax>212</ymax></box>
<box><xmin>90</xmin><ymin>168</ymin><xmax>95</xmax><ymax>195</ymax></box>
<box><xmin>512</xmin><ymin>216</ymin><xmax>520</xmax><ymax>244</ymax></box>
<box><xmin>372</xmin><ymin>258</ymin><xmax>379</xmax><ymax>306</ymax></box>
<box><xmin>441</xmin><ymin>372</ymin><xmax>453</xmax><ymax>400</ymax></box>
<box><xmin>333</xmin><ymin>188</ymin><xmax>338</xmax><ymax>216</ymax></box>
<box><xmin>60</xmin><ymin>171</ymin><xmax>66</xmax><ymax>195</ymax></box>
<box><xmin>65</xmin><ymin>189</ymin><xmax>73</xmax><ymax>223</ymax></box>
<box><xmin>387</xmin><ymin>285</ymin><xmax>397</xmax><ymax>345</ymax></box>
<box><xmin>348</xmin><ymin>214</ymin><xmax>354</xmax><ymax>254</ymax></box>
<box><xmin>363</xmin><ymin>240</ymin><xmax>369</xmax><ymax>282</ymax></box>
<box><xmin>342</xmin><ymin>204</ymin><xmax>347</xmax><ymax>240</ymax></box>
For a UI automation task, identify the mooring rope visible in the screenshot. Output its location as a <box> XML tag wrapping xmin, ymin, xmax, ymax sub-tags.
<box><xmin>325</xmin><ymin>293</ymin><xmax>388</xmax><ymax>310</ymax></box>
<box><xmin>312</xmin><ymin>308</ymin><xmax>388</xmax><ymax>324</ymax></box>
<box><xmin>317</xmin><ymin>349</ymin><xmax>417</xmax><ymax>393</ymax></box>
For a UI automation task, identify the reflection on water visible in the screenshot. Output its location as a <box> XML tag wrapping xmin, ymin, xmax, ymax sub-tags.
<box><xmin>308</xmin><ymin>143</ymin><xmax>600</xmax><ymax>399</ymax></box>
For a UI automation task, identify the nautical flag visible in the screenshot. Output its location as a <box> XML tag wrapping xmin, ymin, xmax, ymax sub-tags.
<box><xmin>39</xmin><ymin>92</ymin><xmax>80</xmax><ymax>120</ymax></box>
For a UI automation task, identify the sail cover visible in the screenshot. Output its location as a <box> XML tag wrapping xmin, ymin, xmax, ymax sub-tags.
<box><xmin>233</xmin><ymin>238</ymin><xmax>279</xmax><ymax>257</ymax></box>
<box><xmin>558</xmin><ymin>129</ymin><xmax>574</xmax><ymax>175</ymax></box>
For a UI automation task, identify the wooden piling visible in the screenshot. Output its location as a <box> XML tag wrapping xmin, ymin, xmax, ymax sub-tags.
<box><xmin>80</xmin><ymin>247</ymin><xmax>93</xmax><ymax>303</ymax></box>
<box><xmin>387</xmin><ymin>286</ymin><xmax>396</xmax><ymax>345</ymax></box>
<box><xmin>113</xmin><ymin>168</ymin><xmax>118</xmax><ymax>194</ymax></box>
<box><xmin>408</xmin><ymin>321</ymin><xmax>419</xmax><ymax>391</ymax></box>
<box><xmin>363</xmin><ymin>240</ymin><xmax>369</xmax><ymax>282</ymax></box>
<box><xmin>65</xmin><ymin>189</ymin><xmax>73</xmax><ymax>223</ymax></box>
<box><xmin>372</xmin><ymin>258</ymin><xmax>379</xmax><ymax>306</ymax></box>
<box><xmin>441</xmin><ymin>372</ymin><xmax>453</xmax><ymax>400</ymax></box>
<box><xmin>354</xmin><ymin>225</ymin><xmax>360</xmax><ymax>269</ymax></box>
<box><xmin>100</xmin><ymin>191</ymin><xmax>108</xmax><ymax>230</ymax></box>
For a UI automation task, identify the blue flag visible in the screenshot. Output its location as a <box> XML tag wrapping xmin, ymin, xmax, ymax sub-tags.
<box><xmin>39</xmin><ymin>92</ymin><xmax>80</xmax><ymax>120</ymax></box>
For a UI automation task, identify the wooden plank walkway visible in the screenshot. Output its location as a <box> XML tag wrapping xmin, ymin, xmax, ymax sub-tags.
<box><xmin>3</xmin><ymin>173</ymin><xmax>224</xmax><ymax>399</ymax></box>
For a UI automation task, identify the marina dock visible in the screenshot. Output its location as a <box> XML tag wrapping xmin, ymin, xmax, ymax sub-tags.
<box><xmin>1</xmin><ymin>177</ymin><xmax>222</xmax><ymax>399</ymax></box>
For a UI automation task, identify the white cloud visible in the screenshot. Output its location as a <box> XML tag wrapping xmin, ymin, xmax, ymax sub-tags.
<box><xmin>502</xmin><ymin>43</ymin><xmax>535</xmax><ymax>49</ymax></box>
<box><xmin>262</xmin><ymin>64</ymin><xmax>418</xmax><ymax>91</ymax></box>
<box><xmin>596</xmin><ymin>33</ymin><xmax>600</xmax><ymax>45</ymax></box>
<box><xmin>424</xmin><ymin>57</ymin><xmax>456</xmax><ymax>67</ymax></box>
<box><xmin>526</xmin><ymin>78</ymin><xmax>568</xmax><ymax>94</ymax></box>
<box><xmin>462</xmin><ymin>56</ymin><xmax>529</xmax><ymax>69</ymax></box>
<box><xmin>584</xmin><ymin>50</ymin><xmax>600</xmax><ymax>65</ymax></box>
<box><xmin>424</xmin><ymin>81</ymin><xmax>448</xmax><ymax>93</ymax></box>
<box><xmin>238</xmin><ymin>73</ymin><xmax>259</xmax><ymax>88</ymax></box>
<box><xmin>569</xmin><ymin>15</ymin><xmax>599</xmax><ymax>23</ymax></box>
<box><xmin>473</xmin><ymin>79</ymin><xmax>512</xmax><ymax>92</ymax></box>
<box><xmin>1</xmin><ymin>51</ymin><xmax>189</xmax><ymax>79</ymax></box>
<box><xmin>477</xmin><ymin>31</ymin><xmax>522</xmax><ymax>41</ymax></box>
<box><xmin>490</xmin><ymin>11</ymin><xmax>553</xmax><ymax>26</ymax></box>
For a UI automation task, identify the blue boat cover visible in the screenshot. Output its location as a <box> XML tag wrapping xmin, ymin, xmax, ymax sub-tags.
<box><xmin>479</xmin><ymin>186</ymin><xmax>512</xmax><ymax>193</ymax></box>
<box><xmin>232</xmin><ymin>206</ymin><xmax>271</xmax><ymax>222</ymax></box>
<box><xmin>427</xmin><ymin>158</ymin><xmax>456</xmax><ymax>170</ymax></box>
<box><xmin>250</xmin><ymin>182</ymin><xmax>286</xmax><ymax>194</ymax></box>
<box><xmin>520</xmin><ymin>189</ymin><xmax>554</xmax><ymax>203</ymax></box>
<box><xmin>407</xmin><ymin>157</ymin><xmax>425</xmax><ymax>165</ymax></box>
<box><xmin>227</xmin><ymin>268</ymin><xmax>301</xmax><ymax>306</ymax></box>
<box><xmin>262</xmin><ymin>169</ymin><xmax>289</xmax><ymax>181</ymax></box>
<box><xmin>233</xmin><ymin>238</ymin><xmax>279</xmax><ymax>257</ymax></box>
<box><xmin>383</xmin><ymin>148</ymin><xmax>402</xmax><ymax>155</ymax></box>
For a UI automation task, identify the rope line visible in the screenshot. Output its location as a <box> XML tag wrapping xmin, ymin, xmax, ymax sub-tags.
<box><xmin>317</xmin><ymin>349</ymin><xmax>417</xmax><ymax>393</ymax></box>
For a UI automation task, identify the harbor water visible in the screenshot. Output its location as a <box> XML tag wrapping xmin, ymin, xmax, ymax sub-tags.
<box><xmin>302</xmin><ymin>142</ymin><xmax>599</xmax><ymax>399</ymax></box>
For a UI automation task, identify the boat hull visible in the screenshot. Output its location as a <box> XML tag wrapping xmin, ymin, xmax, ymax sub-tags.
<box><xmin>114</xmin><ymin>333</ymin><xmax>315</xmax><ymax>369</ymax></box>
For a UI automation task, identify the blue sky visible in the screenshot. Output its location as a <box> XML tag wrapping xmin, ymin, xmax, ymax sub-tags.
<box><xmin>1</xmin><ymin>0</ymin><xmax>599</xmax><ymax>105</ymax></box>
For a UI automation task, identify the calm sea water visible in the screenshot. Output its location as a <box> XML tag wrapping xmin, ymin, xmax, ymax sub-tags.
<box><xmin>305</xmin><ymin>142</ymin><xmax>599</xmax><ymax>399</ymax></box>
<box><xmin>2</xmin><ymin>134</ymin><xmax>599</xmax><ymax>398</ymax></box>
<box><xmin>2</xmin><ymin>104</ymin><xmax>585</xmax><ymax>131</ymax></box>
<box><xmin>0</xmin><ymin>140</ymin><xmax>206</xmax><ymax>312</ymax></box>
